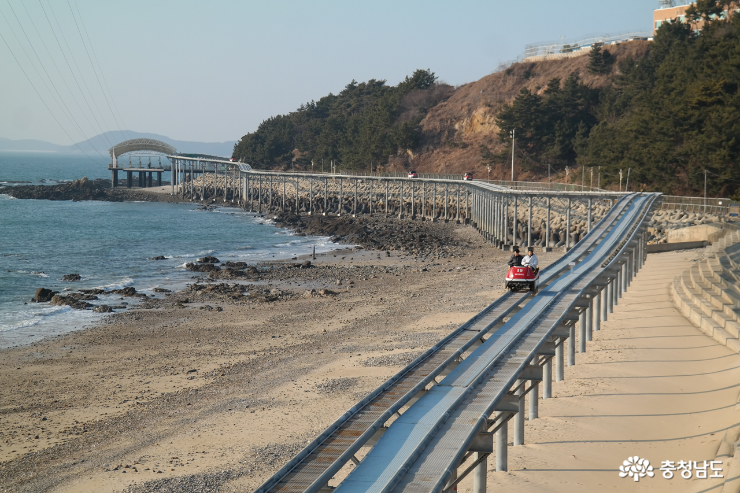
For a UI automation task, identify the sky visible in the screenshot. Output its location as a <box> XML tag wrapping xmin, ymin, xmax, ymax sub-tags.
<box><xmin>0</xmin><ymin>0</ymin><xmax>659</xmax><ymax>147</ymax></box>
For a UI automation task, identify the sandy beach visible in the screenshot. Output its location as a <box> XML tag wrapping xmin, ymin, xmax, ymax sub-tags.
<box><xmin>1</xmin><ymin>207</ymin><xmax>550</xmax><ymax>492</ymax></box>
<box><xmin>1</xmin><ymin>187</ymin><xmax>737</xmax><ymax>492</ymax></box>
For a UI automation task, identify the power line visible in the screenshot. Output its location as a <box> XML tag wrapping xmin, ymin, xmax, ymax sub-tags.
<box><xmin>71</xmin><ymin>0</ymin><xmax>131</xmax><ymax>142</ymax></box>
<box><xmin>0</xmin><ymin>28</ymin><xmax>99</xmax><ymax>165</ymax></box>
<box><xmin>2</xmin><ymin>1</ymin><xmax>99</xmax><ymax>157</ymax></box>
<box><xmin>67</xmin><ymin>0</ymin><xmax>125</xmax><ymax>143</ymax></box>
<box><xmin>39</xmin><ymin>0</ymin><xmax>114</xmax><ymax>149</ymax></box>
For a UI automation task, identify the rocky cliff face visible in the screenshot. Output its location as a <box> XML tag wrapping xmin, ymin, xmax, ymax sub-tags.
<box><xmin>409</xmin><ymin>41</ymin><xmax>651</xmax><ymax>179</ymax></box>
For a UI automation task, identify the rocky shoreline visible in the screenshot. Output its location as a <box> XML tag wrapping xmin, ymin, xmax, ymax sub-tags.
<box><xmin>0</xmin><ymin>177</ymin><xmax>181</xmax><ymax>203</ymax></box>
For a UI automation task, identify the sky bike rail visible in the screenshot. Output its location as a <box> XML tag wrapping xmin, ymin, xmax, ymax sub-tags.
<box><xmin>333</xmin><ymin>193</ymin><xmax>660</xmax><ymax>493</ymax></box>
<box><xmin>254</xmin><ymin>194</ymin><xmax>640</xmax><ymax>493</ymax></box>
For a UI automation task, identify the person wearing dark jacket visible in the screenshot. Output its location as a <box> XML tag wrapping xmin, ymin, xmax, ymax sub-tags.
<box><xmin>508</xmin><ymin>247</ymin><xmax>523</xmax><ymax>267</ymax></box>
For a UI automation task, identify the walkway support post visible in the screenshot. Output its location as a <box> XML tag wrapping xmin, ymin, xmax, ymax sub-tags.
<box><xmin>399</xmin><ymin>181</ymin><xmax>404</xmax><ymax>219</ymax></box>
<box><xmin>433</xmin><ymin>183</ymin><xmax>437</xmax><ymax>221</ymax></box>
<box><xmin>546</xmin><ymin>197</ymin><xmax>551</xmax><ymax>251</ymax></box>
<box><xmin>601</xmin><ymin>285</ymin><xmax>608</xmax><ymax>321</ymax></box>
<box><xmin>258</xmin><ymin>175</ymin><xmax>262</xmax><ymax>213</ymax></box>
<box><xmin>444</xmin><ymin>184</ymin><xmax>449</xmax><ymax>222</ymax></box>
<box><xmin>566</xmin><ymin>198</ymin><xmax>572</xmax><ymax>250</ymax></box>
<box><xmin>588</xmin><ymin>198</ymin><xmax>592</xmax><ymax>232</ymax></box>
<box><xmin>339</xmin><ymin>179</ymin><xmax>343</xmax><ymax>216</ymax></box>
<box><xmin>504</xmin><ymin>197</ymin><xmax>509</xmax><ymax>249</ymax></box>
<box><xmin>594</xmin><ymin>292</ymin><xmax>602</xmax><ymax>331</ymax></box>
<box><xmin>527</xmin><ymin>196</ymin><xmax>533</xmax><ymax>247</ymax></box>
<box><xmin>586</xmin><ymin>301</ymin><xmax>593</xmax><ymax>342</ymax></box>
<box><xmin>513</xmin><ymin>196</ymin><xmax>518</xmax><ymax>247</ymax></box>
<box><xmin>456</xmin><ymin>185</ymin><xmax>461</xmax><ymax>223</ymax></box>
<box><xmin>543</xmin><ymin>359</ymin><xmax>552</xmax><ymax>398</ymax></box>
<box><xmin>385</xmin><ymin>181</ymin><xmax>389</xmax><ymax>216</ymax></box>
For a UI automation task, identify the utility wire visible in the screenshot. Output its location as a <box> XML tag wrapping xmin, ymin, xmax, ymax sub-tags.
<box><xmin>39</xmin><ymin>0</ymin><xmax>113</xmax><ymax>149</ymax></box>
<box><xmin>67</xmin><ymin>0</ymin><xmax>125</xmax><ymax>143</ymax></box>
<box><xmin>26</xmin><ymin>0</ymin><xmax>108</xmax><ymax>158</ymax></box>
<box><xmin>72</xmin><ymin>0</ymin><xmax>131</xmax><ymax>142</ymax></box>
<box><xmin>0</xmin><ymin>28</ymin><xmax>99</xmax><ymax>164</ymax></box>
<box><xmin>3</xmin><ymin>1</ymin><xmax>98</xmax><ymax>156</ymax></box>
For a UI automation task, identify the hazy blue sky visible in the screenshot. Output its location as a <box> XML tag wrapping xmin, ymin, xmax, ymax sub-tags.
<box><xmin>0</xmin><ymin>0</ymin><xmax>659</xmax><ymax>148</ymax></box>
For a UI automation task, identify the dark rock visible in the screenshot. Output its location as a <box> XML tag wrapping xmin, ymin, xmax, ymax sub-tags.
<box><xmin>301</xmin><ymin>260</ymin><xmax>312</xmax><ymax>269</ymax></box>
<box><xmin>50</xmin><ymin>294</ymin><xmax>93</xmax><ymax>310</ymax></box>
<box><xmin>33</xmin><ymin>288</ymin><xmax>58</xmax><ymax>302</ymax></box>
<box><xmin>153</xmin><ymin>287</ymin><xmax>171</xmax><ymax>293</ymax></box>
<box><xmin>197</xmin><ymin>256</ymin><xmax>219</xmax><ymax>264</ymax></box>
<box><xmin>113</xmin><ymin>286</ymin><xmax>138</xmax><ymax>297</ymax></box>
<box><xmin>93</xmin><ymin>305</ymin><xmax>113</xmax><ymax>313</ymax></box>
<box><xmin>150</xmin><ymin>256</ymin><xmax>166</xmax><ymax>260</ymax></box>
<box><xmin>221</xmin><ymin>261</ymin><xmax>247</xmax><ymax>269</ymax></box>
<box><xmin>79</xmin><ymin>288</ymin><xmax>104</xmax><ymax>295</ymax></box>
<box><xmin>62</xmin><ymin>273</ymin><xmax>81</xmax><ymax>282</ymax></box>
<box><xmin>186</xmin><ymin>263</ymin><xmax>220</xmax><ymax>272</ymax></box>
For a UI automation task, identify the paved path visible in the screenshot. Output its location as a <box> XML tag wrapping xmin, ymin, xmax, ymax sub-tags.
<box><xmin>456</xmin><ymin>249</ymin><xmax>740</xmax><ymax>492</ymax></box>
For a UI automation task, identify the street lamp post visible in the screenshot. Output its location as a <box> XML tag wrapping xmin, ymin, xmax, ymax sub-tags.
<box><xmin>510</xmin><ymin>129</ymin><xmax>515</xmax><ymax>182</ymax></box>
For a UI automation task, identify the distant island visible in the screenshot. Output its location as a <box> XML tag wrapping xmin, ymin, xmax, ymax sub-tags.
<box><xmin>0</xmin><ymin>130</ymin><xmax>237</xmax><ymax>158</ymax></box>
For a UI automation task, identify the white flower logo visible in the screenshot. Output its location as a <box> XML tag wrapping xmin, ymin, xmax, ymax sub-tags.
<box><xmin>619</xmin><ymin>456</ymin><xmax>655</xmax><ymax>482</ymax></box>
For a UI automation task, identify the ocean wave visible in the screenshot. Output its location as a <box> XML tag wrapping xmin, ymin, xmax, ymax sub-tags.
<box><xmin>94</xmin><ymin>277</ymin><xmax>134</xmax><ymax>290</ymax></box>
<box><xmin>0</xmin><ymin>304</ymin><xmax>72</xmax><ymax>332</ymax></box>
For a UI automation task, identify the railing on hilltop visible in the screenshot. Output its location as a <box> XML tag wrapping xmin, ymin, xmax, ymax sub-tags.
<box><xmin>523</xmin><ymin>30</ymin><xmax>652</xmax><ymax>59</ymax></box>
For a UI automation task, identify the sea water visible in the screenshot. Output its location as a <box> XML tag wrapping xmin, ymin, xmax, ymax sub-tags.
<box><xmin>0</xmin><ymin>152</ymin><xmax>336</xmax><ymax>347</ymax></box>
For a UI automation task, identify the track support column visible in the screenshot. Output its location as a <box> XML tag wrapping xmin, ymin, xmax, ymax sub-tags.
<box><xmin>556</xmin><ymin>339</ymin><xmax>565</xmax><ymax>380</ymax></box>
<box><xmin>607</xmin><ymin>278</ymin><xmax>614</xmax><ymax>313</ymax></box>
<box><xmin>543</xmin><ymin>358</ymin><xmax>552</xmax><ymax>398</ymax></box>
<box><xmin>528</xmin><ymin>380</ymin><xmax>538</xmax><ymax>420</ymax></box>
<box><xmin>586</xmin><ymin>300</ymin><xmax>593</xmax><ymax>341</ymax></box>
<box><xmin>579</xmin><ymin>310</ymin><xmax>587</xmax><ymax>352</ymax></box>
<box><xmin>514</xmin><ymin>380</ymin><xmax>525</xmax><ymax>446</ymax></box>
<box><xmin>568</xmin><ymin>325</ymin><xmax>576</xmax><ymax>366</ymax></box>
<box><xmin>594</xmin><ymin>292</ymin><xmax>601</xmax><ymax>331</ymax></box>
<box><xmin>473</xmin><ymin>453</ymin><xmax>486</xmax><ymax>493</ymax></box>
<box><xmin>495</xmin><ymin>412</ymin><xmax>508</xmax><ymax>472</ymax></box>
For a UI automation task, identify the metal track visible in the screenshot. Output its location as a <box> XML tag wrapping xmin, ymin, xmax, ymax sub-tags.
<box><xmin>255</xmin><ymin>194</ymin><xmax>640</xmax><ymax>493</ymax></box>
<box><xmin>333</xmin><ymin>194</ymin><xmax>659</xmax><ymax>493</ymax></box>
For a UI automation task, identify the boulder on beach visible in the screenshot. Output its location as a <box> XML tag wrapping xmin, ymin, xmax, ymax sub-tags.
<box><xmin>150</xmin><ymin>256</ymin><xmax>166</xmax><ymax>260</ymax></box>
<box><xmin>110</xmin><ymin>286</ymin><xmax>138</xmax><ymax>297</ymax></box>
<box><xmin>62</xmin><ymin>273</ymin><xmax>81</xmax><ymax>282</ymax></box>
<box><xmin>197</xmin><ymin>256</ymin><xmax>219</xmax><ymax>264</ymax></box>
<box><xmin>50</xmin><ymin>294</ymin><xmax>93</xmax><ymax>310</ymax></box>
<box><xmin>33</xmin><ymin>287</ymin><xmax>57</xmax><ymax>303</ymax></box>
<box><xmin>93</xmin><ymin>305</ymin><xmax>113</xmax><ymax>313</ymax></box>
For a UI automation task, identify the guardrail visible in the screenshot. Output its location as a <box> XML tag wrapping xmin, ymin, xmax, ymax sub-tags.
<box><xmin>660</xmin><ymin>195</ymin><xmax>731</xmax><ymax>215</ymax></box>
<box><xmin>523</xmin><ymin>30</ymin><xmax>652</xmax><ymax>59</ymax></box>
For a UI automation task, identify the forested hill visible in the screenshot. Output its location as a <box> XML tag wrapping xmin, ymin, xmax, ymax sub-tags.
<box><xmin>232</xmin><ymin>70</ymin><xmax>453</xmax><ymax>171</ymax></box>
<box><xmin>234</xmin><ymin>2</ymin><xmax>740</xmax><ymax>198</ymax></box>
